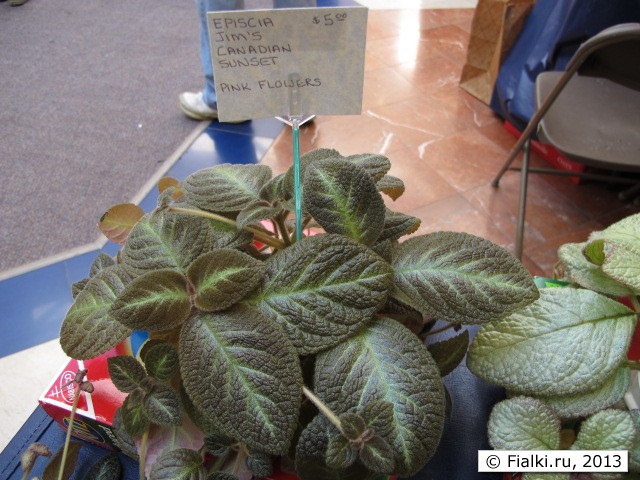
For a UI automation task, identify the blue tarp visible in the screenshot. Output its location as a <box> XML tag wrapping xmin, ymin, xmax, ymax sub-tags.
<box><xmin>490</xmin><ymin>0</ymin><xmax>640</xmax><ymax>130</ymax></box>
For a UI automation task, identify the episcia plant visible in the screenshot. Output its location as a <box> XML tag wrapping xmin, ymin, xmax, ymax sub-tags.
<box><xmin>59</xmin><ymin>148</ymin><xmax>539</xmax><ymax>480</ymax></box>
<box><xmin>467</xmin><ymin>213</ymin><xmax>640</xmax><ymax>480</ymax></box>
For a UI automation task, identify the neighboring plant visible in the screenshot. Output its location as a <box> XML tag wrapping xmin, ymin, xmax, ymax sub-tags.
<box><xmin>58</xmin><ymin>148</ymin><xmax>539</xmax><ymax>479</ymax></box>
<box><xmin>467</xmin><ymin>213</ymin><xmax>640</xmax><ymax>480</ymax></box>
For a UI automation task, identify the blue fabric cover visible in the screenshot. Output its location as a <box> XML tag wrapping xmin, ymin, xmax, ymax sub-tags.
<box><xmin>490</xmin><ymin>0</ymin><xmax>640</xmax><ymax>130</ymax></box>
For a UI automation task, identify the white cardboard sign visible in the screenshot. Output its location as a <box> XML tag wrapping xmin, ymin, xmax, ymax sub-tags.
<box><xmin>208</xmin><ymin>7</ymin><xmax>368</xmax><ymax>122</ymax></box>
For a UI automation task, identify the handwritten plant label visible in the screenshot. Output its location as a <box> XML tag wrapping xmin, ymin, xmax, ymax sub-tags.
<box><xmin>208</xmin><ymin>7</ymin><xmax>368</xmax><ymax>122</ymax></box>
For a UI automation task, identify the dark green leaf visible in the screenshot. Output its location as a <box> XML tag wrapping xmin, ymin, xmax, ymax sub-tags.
<box><xmin>107</xmin><ymin>356</ymin><xmax>146</xmax><ymax>393</ymax></box>
<box><xmin>204</xmin><ymin>432</ymin><xmax>235</xmax><ymax>456</ymax></box>
<box><xmin>209</xmin><ymin>217</ymin><xmax>254</xmax><ymax>250</ymax></box>
<box><xmin>179</xmin><ymin>305</ymin><xmax>302</xmax><ymax>455</ymax></box>
<box><xmin>181</xmin><ymin>387</ymin><xmax>222</xmax><ymax>435</ymax></box>
<box><xmin>359</xmin><ymin>436</ymin><xmax>394</xmax><ymax>473</ymax></box>
<box><xmin>112</xmin><ymin>409</ymin><xmax>139</xmax><ymax>460</ymax></box>
<box><xmin>303</xmin><ymin>158</ymin><xmax>385</xmax><ymax>245</ymax></box>
<box><xmin>360</xmin><ymin>400</ymin><xmax>395</xmax><ymax>441</ymax></box>
<box><xmin>144</xmin><ymin>343</ymin><xmax>179</xmax><ymax>382</ymax></box>
<box><xmin>380</xmin><ymin>297</ymin><xmax>425</xmax><ymax>335</ymax></box>
<box><xmin>426</xmin><ymin>330</ymin><xmax>470</xmax><ymax>377</ymax></box>
<box><xmin>251</xmin><ymin>234</ymin><xmax>392</xmax><ymax>355</ymax></box>
<box><xmin>149</xmin><ymin>448</ymin><xmax>205</xmax><ymax>480</ymax></box>
<box><xmin>60</xmin><ymin>265</ymin><xmax>133</xmax><ymax>359</ymax></box>
<box><xmin>121</xmin><ymin>210</ymin><xmax>214</xmax><ymax>275</ymax></box>
<box><xmin>260</xmin><ymin>173</ymin><xmax>286</xmax><ymax>203</ymax></box>
<box><xmin>378</xmin><ymin>210</ymin><xmax>420</xmax><ymax>242</ymax></box>
<box><xmin>187</xmin><ymin>249</ymin><xmax>265</xmax><ymax>312</ymax></box>
<box><xmin>583</xmin><ymin>239</ymin><xmax>605</xmax><ymax>266</ymax></box>
<box><xmin>110</xmin><ymin>269</ymin><xmax>191</xmax><ymax>331</ymax></box>
<box><xmin>245</xmin><ymin>451</ymin><xmax>273</xmax><ymax>478</ymax></box>
<box><xmin>376</xmin><ymin>175</ymin><xmax>405</xmax><ymax>200</ymax></box>
<box><xmin>392</xmin><ymin>232</ymin><xmax>539</xmax><ymax>324</ymax></box>
<box><xmin>144</xmin><ymin>383</ymin><xmax>182</xmax><ymax>427</ymax></box>
<box><xmin>345</xmin><ymin>153</ymin><xmax>391</xmax><ymax>182</ymax></box>
<box><xmin>206</xmin><ymin>473</ymin><xmax>238</xmax><ymax>480</ymax></box>
<box><xmin>43</xmin><ymin>442</ymin><xmax>82</xmax><ymax>480</ymax></box>
<box><xmin>71</xmin><ymin>278</ymin><xmax>89</xmax><ymax>299</ymax></box>
<box><xmin>326</xmin><ymin>435</ymin><xmax>357</xmax><ymax>469</ymax></box>
<box><xmin>82</xmin><ymin>452</ymin><xmax>122</xmax><ymax>480</ymax></box>
<box><xmin>314</xmin><ymin>317</ymin><xmax>445</xmax><ymax>476</ymax></box>
<box><xmin>121</xmin><ymin>390</ymin><xmax>149</xmax><ymax>437</ymax></box>
<box><xmin>90</xmin><ymin>253</ymin><xmax>116</xmax><ymax>277</ymax></box>
<box><xmin>295</xmin><ymin>415</ymin><xmax>378</xmax><ymax>480</ymax></box>
<box><xmin>183</xmin><ymin>164</ymin><xmax>272</xmax><ymax>213</ymax></box>
<box><xmin>236</xmin><ymin>201</ymin><xmax>283</xmax><ymax>229</ymax></box>
<box><xmin>284</xmin><ymin>148</ymin><xmax>343</xmax><ymax>199</ymax></box>
<box><xmin>339</xmin><ymin>413</ymin><xmax>366</xmax><ymax>440</ymax></box>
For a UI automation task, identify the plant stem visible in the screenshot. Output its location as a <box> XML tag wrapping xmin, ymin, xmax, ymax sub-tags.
<box><xmin>57</xmin><ymin>383</ymin><xmax>81</xmax><ymax>480</ymax></box>
<box><xmin>232</xmin><ymin>445</ymin><xmax>247</xmax><ymax>476</ymax></box>
<box><xmin>276</xmin><ymin>215</ymin><xmax>292</xmax><ymax>246</ymax></box>
<box><xmin>139</xmin><ymin>429</ymin><xmax>149</xmax><ymax>480</ymax></box>
<box><xmin>624</xmin><ymin>360</ymin><xmax>640</xmax><ymax>371</ymax></box>
<box><xmin>631</xmin><ymin>296</ymin><xmax>640</xmax><ymax>314</ymax></box>
<box><xmin>169</xmin><ymin>206</ymin><xmax>286</xmax><ymax>249</ymax></box>
<box><xmin>302</xmin><ymin>386</ymin><xmax>343</xmax><ymax>433</ymax></box>
<box><xmin>209</xmin><ymin>451</ymin><xmax>229</xmax><ymax>474</ymax></box>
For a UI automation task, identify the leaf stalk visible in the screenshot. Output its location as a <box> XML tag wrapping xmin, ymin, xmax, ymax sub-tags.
<box><xmin>302</xmin><ymin>386</ymin><xmax>343</xmax><ymax>433</ymax></box>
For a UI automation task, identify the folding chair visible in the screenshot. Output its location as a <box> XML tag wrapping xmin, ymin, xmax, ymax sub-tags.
<box><xmin>492</xmin><ymin>23</ymin><xmax>640</xmax><ymax>259</ymax></box>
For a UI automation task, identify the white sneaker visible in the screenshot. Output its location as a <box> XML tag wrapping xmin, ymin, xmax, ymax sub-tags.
<box><xmin>178</xmin><ymin>91</ymin><xmax>218</xmax><ymax>120</ymax></box>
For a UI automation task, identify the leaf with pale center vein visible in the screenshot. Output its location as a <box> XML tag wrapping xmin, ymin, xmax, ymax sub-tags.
<box><xmin>314</xmin><ymin>317</ymin><xmax>445</xmax><ymax>476</ymax></box>
<box><xmin>110</xmin><ymin>269</ymin><xmax>191</xmax><ymax>331</ymax></box>
<box><xmin>183</xmin><ymin>164</ymin><xmax>272</xmax><ymax>213</ymax></box>
<box><xmin>60</xmin><ymin>265</ymin><xmax>133</xmax><ymax>359</ymax></box>
<box><xmin>187</xmin><ymin>249</ymin><xmax>265</xmax><ymax>312</ymax></box>
<box><xmin>149</xmin><ymin>448</ymin><xmax>206</xmax><ymax>480</ymax></box>
<box><xmin>392</xmin><ymin>232</ymin><xmax>539</xmax><ymax>324</ymax></box>
<box><xmin>467</xmin><ymin>288</ymin><xmax>637</xmax><ymax>396</ymax></box>
<box><xmin>179</xmin><ymin>304</ymin><xmax>302</xmax><ymax>455</ymax></box>
<box><xmin>250</xmin><ymin>234</ymin><xmax>392</xmax><ymax>355</ymax></box>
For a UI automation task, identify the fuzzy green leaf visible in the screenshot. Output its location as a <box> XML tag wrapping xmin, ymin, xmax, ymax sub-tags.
<box><xmin>209</xmin><ymin>217</ymin><xmax>254</xmax><ymax>250</ymax></box>
<box><xmin>284</xmin><ymin>148</ymin><xmax>342</xmax><ymax>199</ymax></box>
<box><xmin>121</xmin><ymin>210</ymin><xmax>214</xmax><ymax>275</ymax></box>
<box><xmin>339</xmin><ymin>413</ymin><xmax>367</xmax><ymax>440</ymax></box>
<box><xmin>144</xmin><ymin>384</ymin><xmax>182</xmax><ymax>427</ymax></box>
<box><xmin>179</xmin><ymin>305</ymin><xmax>302</xmax><ymax>455</ymax></box>
<box><xmin>361</xmin><ymin>400</ymin><xmax>395</xmax><ymax>441</ymax></box>
<box><xmin>557</xmin><ymin>242</ymin><xmax>634</xmax><ymax>297</ymax></box>
<box><xmin>359</xmin><ymin>436</ymin><xmax>394</xmax><ymax>473</ymax></box>
<box><xmin>187</xmin><ymin>249</ymin><xmax>265</xmax><ymax>312</ymax></box>
<box><xmin>295</xmin><ymin>415</ymin><xmax>378</xmax><ymax>480</ymax></box>
<box><xmin>236</xmin><ymin>201</ymin><xmax>283</xmax><ymax>229</ymax></box>
<box><xmin>121</xmin><ymin>390</ymin><xmax>149</xmax><ymax>437</ymax></box>
<box><xmin>314</xmin><ymin>317</ymin><xmax>445</xmax><ymax>476</ymax></box>
<box><xmin>112</xmin><ymin>409</ymin><xmax>139</xmax><ymax>459</ymax></box>
<box><xmin>426</xmin><ymin>330</ymin><xmax>470</xmax><ymax>377</ymax></box>
<box><xmin>60</xmin><ymin>265</ymin><xmax>133</xmax><ymax>359</ymax></box>
<box><xmin>392</xmin><ymin>232</ymin><xmax>539</xmax><ymax>324</ymax></box>
<box><xmin>42</xmin><ymin>442</ymin><xmax>82</xmax><ymax>480</ymax></box>
<box><xmin>538</xmin><ymin>367</ymin><xmax>630</xmax><ymax>419</ymax></box>
<box><xmin>183</xmin><ymin>164</ymin><xmax>272</xmax><ymax>213</ymax></box>
<box><xmin>110</xmin><ymin>269</ymin><xmax>191</xmax><ymax>331</ymax></box>
<box><xmin>378</xmin><ymin>209</ymin><xmax>420</xmax><ymax>243</ymax></box>
<box><xmin>251</xmin><ymin>234</ymin><xmax>392</xmax><ymax>355</ymax></box>
<box><xmin>107</xmin><ymin>356</ymin><xmax>146</xmax><ymax>393</ymax></box>
<box><xmin>326</xmin><ymin>435</ymin><xmax>357</xmax><ymax>469</ymax></box>
<box><xmin>522</xmin><ymin>474</ymin><xmax>570</xmax><ymax>480</ymax></box>
<box><xmin>204</xmin><ymin>432</ymin><xmax>235</xmax><ymax>456</ymax></box>
<box><xmin>149</xmin><ymin>448</ymin><xmax>206</xmax><ymax>480</ymax></box>
<box><xmin>71</xmin><ymin>278</ymin><xmax>89</xmax><ymax>298</ymax></box>
<box><xmin>144</xmin><ymin>343</ymin><xmax>180</xmax><ymax>382</ymax></box>
<box><xmin>260</xmin><ymin>173</ymin><xmax>286</xmax><ymax>203</ymax></box>
<box><xmin>245</xmin><ymin>452</ymin><xmax>273</xmax><ymax>478</ymax></box>
<box><xmin>83</xmin><ymin>453</ymin><xmax>122</xmax><ymax>480</ymax></box>
<box><xmin>304</xmin><ymin>158</ymin><xmax>385</xmax><ymax>245</ymax></box>
<box><xmin>572</xmin><ymin>409</ymin><xmax>636</xmax><ymax>451</ymax></box>
<box><xmin>345</xmin><ymin>153</ymin><xmax>391</xmax><ymax>182</ymax></box>
<box><xmin>376</xmin><ymin>175</ymin><xmax>405</xmax><ymax>200</ymax></box>
<box><xmin>89</xmin><ymin>253</ymin><xmax>116</xmax><ymax>277</ymax></box>
<box><xmin>488</xmin><ymin>397</ymin><xmax>560</xmax><ymax>450</ymax></box>
<box><xmin>468</xmin><ymin>288</ymin><xmax>637</xmax><ymax>396</ymax></box>
<box><xmin>631</xmin><ymin>410</ymin><xmax>640</xmax><ymax>473</ymax></box>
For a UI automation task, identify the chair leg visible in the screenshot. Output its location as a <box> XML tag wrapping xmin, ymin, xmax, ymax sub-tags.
<box><xmin>515</xmin><ymin>139</ymin><xmax>531</xmax><ymax>260</ymax></box>
<box><xmin>492</xmin><ymin>129</ymin><xmax>531</xmax><ymax>188</ymax></box>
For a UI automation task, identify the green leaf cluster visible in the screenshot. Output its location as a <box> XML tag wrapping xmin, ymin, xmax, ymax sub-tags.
<box><xmin>59</xmin><ymin>149</ymin><xmax>540</xmax><ymax>478</ymax></box>
<box><xmin>468</xmin><ymin>214</ymin><xmax>640</xmax><ymax>478</ymax></box>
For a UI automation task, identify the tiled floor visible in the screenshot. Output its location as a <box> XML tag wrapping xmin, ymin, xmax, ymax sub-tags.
<box><xmin>261</xmin><ymin>7</ymin><xmax>640</xmax><ymax>277</ymax></box>
<box><xmin>2</xmin><ymin>3</ymin><xmax>639</xmax><ymax>455</ymax></box>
